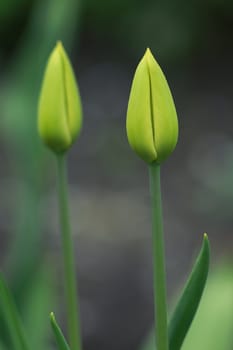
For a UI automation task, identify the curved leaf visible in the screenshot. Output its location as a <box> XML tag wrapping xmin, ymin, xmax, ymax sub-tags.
<box><xmin>168</xmin><ymin>233</ymin><xmax>210</xmax><ymax>350</ymax></box>
<box><xmin>50</xmin><ymin>312</ymin><xmax>71</xmax><ymax>350</ymax></box>
<box><xmin>0</xmin><ymin>274</ymin><xmax>30</xmax><ymax>350</ymax></box>
<box><xmin>182</xmin><ymin>264</ymin><xmax>233</xmax><ymax>350</ymax></box>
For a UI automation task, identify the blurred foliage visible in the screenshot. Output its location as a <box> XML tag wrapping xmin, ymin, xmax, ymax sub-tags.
<box><xmin>0</xmin><ymin>0</ymin><xmax>81</xmax><ymax>291</ymax></box>
<box><xmin>0</xmin><ymin>0</ymin><xmax>82</xmax><ymax>348</ymax></box>
<box><xmin>0</xmin><ymin>273</ymin><xmax>31</xmax><ymax>350</ymax></box>
<box><xmin>1</xmin><ymin>0</ymin><xmax>233</xmax><ymax>64</ymax></box>
<box><xmin>0</xmin><ymin>0</ymin><xmax>30</xmax><ymax>18</ymax></box>
<box><xmin>82</xmin><ymin>0</ymin><xmax>233</xmax><ymax>63</ymax></box>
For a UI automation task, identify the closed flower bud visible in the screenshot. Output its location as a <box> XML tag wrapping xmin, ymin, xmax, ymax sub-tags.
<box><xmin>38</xmin><ymin>42</ymin><xmax>82</xmax><ymax>153</ymax></box>
<box><xmin>126</xmin><ymin>48</ymin><xmax>178</xmax><ymax>164</ymax></box>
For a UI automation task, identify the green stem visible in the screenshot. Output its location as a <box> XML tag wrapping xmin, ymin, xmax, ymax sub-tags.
<box><xmin>149</xmin><ymin>163</ymin><xmax>168</xmax><ymax>350</ymax></box>
<box><xmin>56</xmin><ymin>154</ymin><xmax>82</xmax><ymax>350</ymax></box>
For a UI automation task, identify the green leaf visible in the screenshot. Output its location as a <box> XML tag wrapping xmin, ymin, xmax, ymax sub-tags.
<box><xmin>168</xmin><ymin>233</ymin><xmax>210</xmax><ymax>350</ymax></box>
<box><xmin>50</xmin><ymin>312</ymin><xmax>71</xmax><ymax>350</ymax></box>
<box><xmin>181</xmin><ymin>264</ymin><xmax>233</xmax><ymax>350</ymax></box>
<box><xmin>0</xmin><ymin>274</ymin><xmax>30</xmax><ymax>350</ymax></box>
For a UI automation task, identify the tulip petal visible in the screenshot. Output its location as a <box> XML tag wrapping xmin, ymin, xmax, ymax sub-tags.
<box><xmin>127</xmin><ymin>53</ymin><xmax>157</xmax><ymax>163</ymax></box>
<box><xmin>38</xmin><ymin>42</ymin><xmax>82</xmax><ymax>153</ymax></box>
<box><xmin>38</xmin><ymin>43</ymin><xmax>71</xmax><ymax>152</ymax></box>
<box><xmin>58</xmin><ymin>42</ymin><xmax>82</xmax><ymax>144</ymax></box>
<box><xmin>126</xmin><ymin>49</ymin><xmax>178</xmax><ymax>164</ymax></box>
<box><xmin>146</xmin><ymin>49</ymin><xmax>178</xmax><ymax>163</ymax></box>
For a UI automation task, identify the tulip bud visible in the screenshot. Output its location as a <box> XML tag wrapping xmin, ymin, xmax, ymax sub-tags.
<box><xmin>38</xmin><ymin>41</ymin><xmax>82</xmax><ymax>153</ymax></box>
<box><xmin>126</xmin><ymin>48</ymin><xmax>178</xmax><ymax>164</ymax></box>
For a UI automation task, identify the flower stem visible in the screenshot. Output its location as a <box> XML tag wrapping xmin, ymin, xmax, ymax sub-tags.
<box><xmin>149</xmin><ymin>163</ymin><xmax>168</xmax><ymax>350</ymax></box>
<box><xmin>56</xmin><ymin>154</ymin><xmax>82</xmax><ymax>350</ymax></box>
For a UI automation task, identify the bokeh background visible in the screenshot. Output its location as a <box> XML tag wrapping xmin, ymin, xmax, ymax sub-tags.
<box><xmin>0</xmin><ymin>0</ymin><xmax>233</xmax><ymax>349</ymax></box>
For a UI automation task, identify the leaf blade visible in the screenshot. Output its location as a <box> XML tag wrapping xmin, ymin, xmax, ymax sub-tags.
<box><xmin>168</xmin><ymin>233</ymin><xmax>210</xmax><ymax>350</ymax></box>
<box><xmin>50</xmin><ymin>312</ymin><xmax>71</xmax><ymax>350</ymax></box>
<box><xmin>0</xmin><ymin>274</ymin><xmax>30</xmax><ymax>350</ymax></box>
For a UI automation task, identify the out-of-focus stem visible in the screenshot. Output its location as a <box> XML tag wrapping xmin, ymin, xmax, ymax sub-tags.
<box><xmin>56</xmin><ymin>154</ymin><xmax>82</xmax><ymax>350</ymax></box>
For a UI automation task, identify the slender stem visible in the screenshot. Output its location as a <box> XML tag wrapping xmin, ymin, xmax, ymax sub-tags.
<box><xmin>149</xmin><ymin>163</ymin><xmax>168</xmax><ymax>350</ymax></box>
<box><xmin>56</xmin><ymin>154</ymin><xmax>82</xmax><ymax>350</ymax></box>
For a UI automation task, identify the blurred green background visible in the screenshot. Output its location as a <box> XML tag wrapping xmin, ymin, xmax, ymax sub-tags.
<box><xmin>0</xmin><ymin>0</ymin><xmax>233</xmax><ymax>349</ymax></box>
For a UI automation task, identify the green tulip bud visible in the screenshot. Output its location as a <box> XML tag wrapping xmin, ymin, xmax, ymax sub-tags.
<box><xmin>38</xmin><ymin>41</ymin><xmax>82</xmax><ymax>153</ymax></box>
<box><xmin>126</xmin><ymin>48</ymin><xmax>178</xmax><ymax>164</ymax></box>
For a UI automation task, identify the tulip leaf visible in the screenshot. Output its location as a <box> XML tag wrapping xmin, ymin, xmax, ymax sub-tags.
<box><xmin>168</xmin><ymin>234</ymin><xmax>210</xmax><ymax>350</ymax></box>
<box><xmin>181</xmin><ymin>264</ymin><xmax>233</xmax><ymax>350</ymax></box>
<box><xmin>0</xmin><ymin>274</ymin><xmax>30</xmax><ymax>350</ymax></box>
<box><xmin>50</xmin><ymin>312</ymin><xmax>71</xmax><ymax>350</ymax></box>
